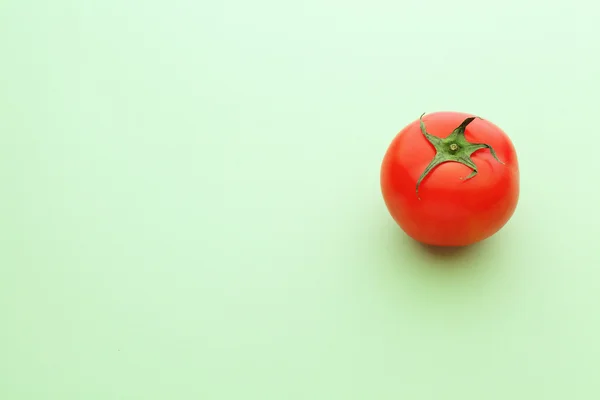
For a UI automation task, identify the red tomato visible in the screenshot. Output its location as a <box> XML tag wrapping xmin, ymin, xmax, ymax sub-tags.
<box><xmin>380</xmin><ymin>111</ymin><xmax>519</xmax><ymax>247</ymax></box>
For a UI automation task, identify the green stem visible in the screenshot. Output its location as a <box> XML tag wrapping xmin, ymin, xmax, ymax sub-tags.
<box><xmin>415</xmin><ymin>113</ymin><xmax>505</xmax><ymax>199</ymax></box>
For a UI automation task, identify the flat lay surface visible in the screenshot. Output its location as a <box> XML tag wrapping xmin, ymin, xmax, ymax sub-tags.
<box><xmin>2</xmin><ymin>1</ymin><xmax>599</xmax><ymax>398</ymax></box>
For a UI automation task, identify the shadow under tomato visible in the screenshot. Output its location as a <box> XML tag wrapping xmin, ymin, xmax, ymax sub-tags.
<box><xmin>416</xmin><ymin>242</ymin><xmax>481</xmax><ymax>259</ymax></box>
<box><xmin>401</xmin><ymin>233</ymin><xmax>490</xmax><ymax>270</ymax></box>
<box><xmin>371</xmin><ymin>220</ymin><xmax>498</xmax><ymax>306</ymax></box>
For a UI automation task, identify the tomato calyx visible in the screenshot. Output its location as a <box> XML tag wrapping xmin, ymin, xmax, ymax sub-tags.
<box><xmin>415</xmin><ymin>113</ymin><xmax>505</xmax><ymax>199</ymax></box>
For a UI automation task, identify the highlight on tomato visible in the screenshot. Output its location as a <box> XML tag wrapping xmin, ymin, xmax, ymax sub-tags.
<box><xmin>380</xmin><ymin>111</ymin><xmax>519</xmax><ymax>247</ymax></box>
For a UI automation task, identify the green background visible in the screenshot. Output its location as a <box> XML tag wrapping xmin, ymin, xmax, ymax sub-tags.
<box><xmin>2</xmin><ymin>1</ymin><xmax>599</xmax><ymax>399</ymax></box>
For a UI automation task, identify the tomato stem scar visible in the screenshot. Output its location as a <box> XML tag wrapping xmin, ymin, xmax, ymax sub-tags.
<box><xmin>416</xmin><ymin>112</ymin><xmax>505</xmax><ymax>199</ymax></box>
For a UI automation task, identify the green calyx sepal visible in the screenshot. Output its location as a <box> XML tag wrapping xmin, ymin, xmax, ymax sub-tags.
<box><xmin>416</xmin><ymin>113</ymin><xmax>504</xmax><ymax>199</ymax></box>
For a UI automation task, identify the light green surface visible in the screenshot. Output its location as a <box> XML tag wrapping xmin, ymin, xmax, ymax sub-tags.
<box><xmin>2</xmin><ymin>1</ymin><xmax>599</xmax><ymax>399</ymax></box>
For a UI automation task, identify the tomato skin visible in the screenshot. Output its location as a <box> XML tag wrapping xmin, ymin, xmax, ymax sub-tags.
<box><xmin>380</xmin><ymin>111</ymin><xmax>519</xmax><ymax>247</ymax></box>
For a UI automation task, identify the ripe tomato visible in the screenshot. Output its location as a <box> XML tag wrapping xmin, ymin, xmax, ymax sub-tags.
<box><xmin>380</xmin><ymin>111</ymin><xmax>519</xmax><ymax>247</ymax></box>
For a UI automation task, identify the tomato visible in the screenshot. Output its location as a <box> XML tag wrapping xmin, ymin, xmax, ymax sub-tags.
<box><xmin>380</xmin><ymin>111</ymin><xmax>519</xmax><ymax>247</ymax></box>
